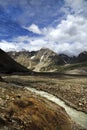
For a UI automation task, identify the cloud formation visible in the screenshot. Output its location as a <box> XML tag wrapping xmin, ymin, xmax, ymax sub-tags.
<box><xmin>1</xmin><ymin>13</ymin><xmax>87</xmax><ymax>56</ymax></box>
<box><xmin>64</xmin><ymin>0</ymin><xmax>87</xmax><ymax>16</ymax></box>
<box><xmin>0</xmin><ymin>0</ymin><xmax>87</xmax><ymax>56</ymax></box>
<box><xmin>26</xmin><ymin>24</ymin><xmax>42</xmax><ymax>34</ymax></box>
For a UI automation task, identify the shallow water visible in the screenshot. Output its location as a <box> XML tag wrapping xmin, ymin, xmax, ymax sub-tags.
<box><xmin>26</xmin><ymin>87</ymin><xmax>87</xmax><ymax>129</ymax></box>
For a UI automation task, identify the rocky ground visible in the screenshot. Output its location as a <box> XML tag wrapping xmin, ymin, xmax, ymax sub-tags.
<box><xmin>4</xmin><ymin>75</ymin><xmax>87</xmax><ymax>113</ymax></box>
<box><xmin>0</xmin><ymin>80</ymin><xmax>76</xmax><ymax>130</ymax></box>
<box><xmin>1</xmin><ymin>75</ymin><xmax>87</xmax><ymax>130</ymax></box>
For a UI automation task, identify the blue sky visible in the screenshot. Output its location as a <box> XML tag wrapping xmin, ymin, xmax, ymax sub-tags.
<box><xmin>0</xmin><ymin>0</ymin><xmax>87</xmax><ymax>55</ymax></box>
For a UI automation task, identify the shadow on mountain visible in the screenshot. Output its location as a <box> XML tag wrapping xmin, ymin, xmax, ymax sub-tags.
<box><xmin>0</xmin><ymin>49</ymin><xmax>32</xmax><ymax>74</ymax></box>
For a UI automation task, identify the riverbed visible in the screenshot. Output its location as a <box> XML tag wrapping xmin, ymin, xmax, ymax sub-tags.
<box><xmin>25</xmin><ymin>87</ymin><xmax>87</xmax><ymax>129</ymax></box>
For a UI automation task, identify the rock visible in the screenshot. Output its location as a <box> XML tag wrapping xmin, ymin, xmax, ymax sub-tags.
<box><xmin>79</xmin><ymin>102</ymin><xmax>83</xmax><ymax>106</ymax></box>
<box><xmin>0</xmin><ymin>76</ymin><xmax>4</xmax><ymax>82</ymax></box>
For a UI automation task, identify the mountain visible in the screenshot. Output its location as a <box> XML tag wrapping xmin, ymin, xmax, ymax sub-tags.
<box><xmin>0</xmin><ymin>49</ymin><xmax>31</xmax><ymax>73</ymax></box>
<box><xmin>8</xmin><ymin>48</ymin><xmax>65</xmax><ymax>72</ymax></box>
<box><xmin>73</xmin><ymin>51</ymin><xmax>87</xmax><ymax>63</ymax></box>
<box><xmin>56</xmin><ymin>52</ymin><xmax>87</xmax><ymax>74</ymax></box>
<box><xmin>7</xmin><ymin>48</ymin><xmax>87</xmax><ymax>74</ymax></box>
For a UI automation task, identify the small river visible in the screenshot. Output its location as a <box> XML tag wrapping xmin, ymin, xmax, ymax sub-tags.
<box><xmin>25</xmin><ymin>87</ymin><xmax>87</xmax><ymax>129</ymax></box>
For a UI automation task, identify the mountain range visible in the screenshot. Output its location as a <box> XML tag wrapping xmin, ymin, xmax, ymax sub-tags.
<box><xmin>7</xmin><ymin>48</ymin><xmax>87</xmax><ymax>74</ymax></box>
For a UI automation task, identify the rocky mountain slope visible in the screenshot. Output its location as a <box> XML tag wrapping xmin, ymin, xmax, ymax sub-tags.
<box><xmin>7</xmin><ymin>48</ymin><xmax>67</xmax><ymax>72</ymax></box>
<box><xmin>57</xmin><ymin>51</ymin><xmax>87</xmax><ymax>74</ymax></box>
<box><xmin>70</xmin><ymin>51</ymin><xmax>87</xmax><ymax>63</ymax></box>
<box><xmin>7</xmin><ymin>48</ymin><xmax>87</xmax><ymax>74</ymax></box>
<box><xmin>0</xmin><ymin>49</ymin><xmax>31</xmax><ymax>73</ymax></box>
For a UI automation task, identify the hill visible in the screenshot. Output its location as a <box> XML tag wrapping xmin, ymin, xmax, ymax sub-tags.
<box><xmin>0</xmin><ymin>49</ymin><xmax>31</xmax><ymax>74</ymax></box>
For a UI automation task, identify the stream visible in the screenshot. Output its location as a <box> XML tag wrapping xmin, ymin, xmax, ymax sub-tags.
<box><xmin>25</xmin><ymin>87</ymin><xmax>87</xmax><ymax>129</ymax></box>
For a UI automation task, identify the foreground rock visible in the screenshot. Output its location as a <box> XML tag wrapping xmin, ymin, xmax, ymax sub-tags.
<box><xmin>0</xmin><ymin>82</ymin><xmax>73</xmax><ymax>130</ymax></box>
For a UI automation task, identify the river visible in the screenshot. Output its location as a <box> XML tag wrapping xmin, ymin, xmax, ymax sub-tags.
<box><xmin>25</xmin><ymin>87</ymin><xmax>87</xmax><ymax>129</ymax></box>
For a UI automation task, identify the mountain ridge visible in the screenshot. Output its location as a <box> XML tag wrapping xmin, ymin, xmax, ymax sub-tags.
<box><xmin>7</xmin><ymin>48</ymin><xmax>87</xmax><ymax>74</ymax></box>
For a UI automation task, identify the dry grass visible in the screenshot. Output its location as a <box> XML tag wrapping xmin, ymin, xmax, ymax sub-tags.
<box><xmin>0</xmin><ymin>81</ymin><xmax>72</xmax><ymax>130</ymax></box>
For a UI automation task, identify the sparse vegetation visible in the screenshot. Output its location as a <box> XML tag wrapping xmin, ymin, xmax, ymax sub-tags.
<box><xmin>4</xmin><ymin>75</ymin><xmax>87</xmax><ymax>113</ymax></box>
<box><xmin>0</xmin><ymin>81</ymin><xmax>73</xmax><ymax>130</ymax></box>
<box><xmin>56</xmin><ymin>62</ymin><xmax>87</xmax><ymax>72</ymax></box>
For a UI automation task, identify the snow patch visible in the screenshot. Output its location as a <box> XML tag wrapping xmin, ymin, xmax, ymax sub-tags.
<box><xmin>63</xmin><ymin>60</ymin><xmax>67</xmax><ymax>64</ymax></box>
<box><xmin>31</xmin><ymin>56</ymin><xmax>35</xmax><ymax>59</ymax></box>
<box><xmin>40</xmin><ymin>55</ymin><xmax>44</xmax><ymax>62</ymax></box>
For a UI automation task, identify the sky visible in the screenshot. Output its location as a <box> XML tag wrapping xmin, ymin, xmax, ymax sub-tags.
<box><xmin>0</xmin><ymin>0</ymin><xmax>87</xmax><ymax>56</ymax></box>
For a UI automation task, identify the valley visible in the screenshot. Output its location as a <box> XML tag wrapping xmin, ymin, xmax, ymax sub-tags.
<box><xmin>4</xmin><ymin>74</ymin><xmax>87</xmax><ymax>114</ymax></box>
<box><xmin>0</xmin><ymin>48</ymin><xmax>87</xmax><ymax>130</ymax></box>
<box><xmin>2</xmin><ymin>73</ymin><xmax>87</xmax><ymax>129</ymax></box>
<box><xmin>0</xmin><ymin>0</ymin><xmax>87</xmax><ymax>129</ymax></box>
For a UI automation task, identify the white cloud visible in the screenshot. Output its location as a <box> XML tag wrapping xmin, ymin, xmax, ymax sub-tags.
<box><xmin>46</xmin><ymin>15</ymin><xmax>87</xmax><ymax>42</ymax></box>
<box><xmin>44</xmin><ymin>15</ymin><xmax>87</xmax><ymax>55</ymax></box>
<box><xmin>1</xmin><ymin>0</ymin><xmax>87</xmax><ymax>57</ymax></box>
<box><xmin>0</xmin><ymin>40</ymin><xmax>17</xmax><ymax>51</ymax></box>
<box><xmin>24</xmin><ymin>24</ymin><xmax>42</xmax><ymax>34</ymax></box>
<box><xmin>1</xmin><ymin>14</ymin><xmax>87</xmax><ymax>56</ymax></box>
